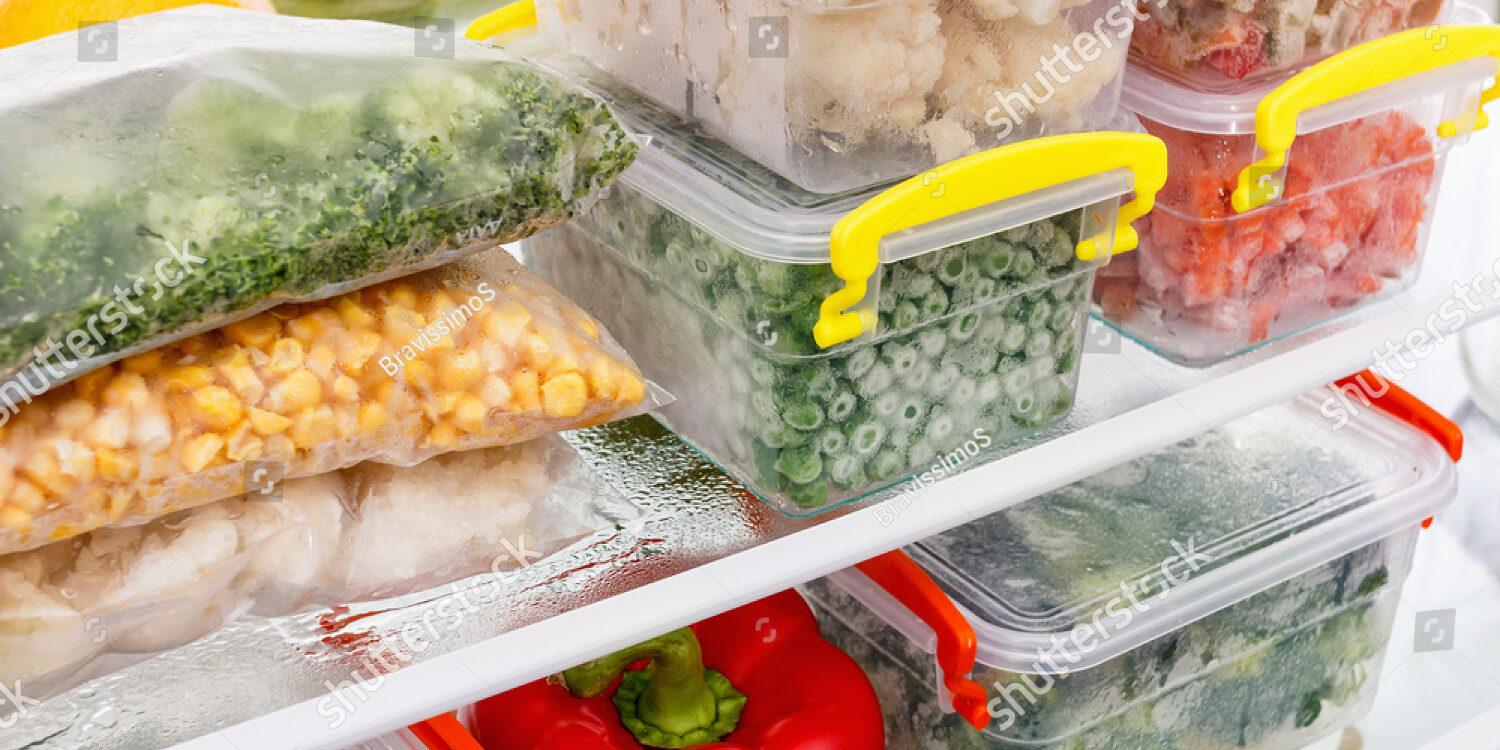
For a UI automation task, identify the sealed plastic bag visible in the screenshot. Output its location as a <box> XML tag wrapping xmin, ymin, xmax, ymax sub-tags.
<box><xmin>0</xmin><ymin>6</ymin><xmax>638</xmax><ymax>399</ymax></box>
<box><xmin>0</xmin><ymin>247</ymin><xmax>657</xmax><ymax>556</ymax></box>
<box><xmin>0</xmin><ymin>434</ymin><xmax>638</xmax><ymax>709</ymax></box>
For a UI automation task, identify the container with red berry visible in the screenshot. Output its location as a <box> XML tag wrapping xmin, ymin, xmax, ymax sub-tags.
<box><xmin>1100</xmin><ymin>13</ymin><xmax>1499</xmax><ymax>365</ymax></box>
<box><xmin>1132</xmin><ymin>0</ymin><xmax>1449</xmax><ymax>90</ymax></box>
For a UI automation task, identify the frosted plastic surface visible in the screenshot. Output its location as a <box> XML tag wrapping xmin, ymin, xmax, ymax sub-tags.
<box><xmin>0</xmin><ymin>435</ymin><xmax>636</xmax><ymax>714</ymax></box>
<box><xmin>0</xmin><ymin>6</ymin><xmax>637</xmax><ymax>406</ymax></box>
<box><xmin>526</xmin><ymin>0</ymin><xmax>1131</xmax><ymax>192</ymax></box>
<box><xmin>0</xmin><ymin>249</ymin><xmax>656</xmax><ymax>556</ymax></box>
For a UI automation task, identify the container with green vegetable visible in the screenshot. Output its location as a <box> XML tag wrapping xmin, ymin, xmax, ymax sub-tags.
<box><xmin>520</xmin><ymin>40</ymin><xmax>1167</xmax><ymax>515</ymax></box>
<box><xmin>802</xmin><ymin>382</ymin><xmax>1461</xmax><ymax>748</ymax></box>
<box><xmin>0</xmin><ymin>6</ymin><xmax>637</xmax><ymax>404</ymax></box>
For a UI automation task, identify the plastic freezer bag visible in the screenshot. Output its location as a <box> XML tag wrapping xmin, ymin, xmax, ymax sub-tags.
<box><xmin>0</xmin><ymin>6</ymin><xmax>639</xmax><ymax>400</ymax></box>
<box><xmin>0</xmin><ymin>247</ymin><xmax>658</xmax><ymax>556</ymax></box>
<box><xmin>0</xmin><ymin>434</ymin><xmax>639</xmax><ymax>710</ymax></box>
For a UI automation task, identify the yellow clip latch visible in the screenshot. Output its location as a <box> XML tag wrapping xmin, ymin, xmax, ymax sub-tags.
<box><xmin>467</xmin><ymin>0</ymin><xmax>539</xmax><ymax>41</ymax></box>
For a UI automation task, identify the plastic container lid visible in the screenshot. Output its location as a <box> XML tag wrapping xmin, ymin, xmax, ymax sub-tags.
<box><xmin>505</xmin><ymin>33</ymin><xmax>1141</xmax><ymax>266</ymax></box>
<box><xmin>1122</xmin><ymin>2</ymin><xmax>1496</xmax><ymax>136</ymax></box>
<box><xmin>834</xmin><ymin>380</ymin><xmax>1459</xmax><ymax>674</ymax></box>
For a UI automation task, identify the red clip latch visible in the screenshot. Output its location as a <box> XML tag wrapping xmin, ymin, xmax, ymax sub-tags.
<box><xmin>410</xmin><ymin>713</ymin><xmax>484</xmax><ymax>750</ymax></box>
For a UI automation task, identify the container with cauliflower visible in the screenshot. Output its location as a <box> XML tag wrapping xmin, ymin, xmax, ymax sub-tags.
<box><xmin>0</xmin><ymin>434</ymin><xmax>638</xmax><ymax>711</ymax></box>
<box><xmin>520</xmin><ymin>41</ymin><xmax>1167</xmax><ymax>514</ymax></box>
<box><xmin>1096</xmin><ymin>17</ymin><xmax>1498</xmax><ymax>365</ymax></box>
<box><xmin>476</xmin><ymin>0</ymin><xmax>1132</xmax><ymax>192</ymax></box>
<box><xmin>0</xmin><ymin>247</ymin><xmax>656</xmax><ymax>556</ymax></box>
<box><xmin>804</xmin><ymin>384</ymin><xmax>1460</xmax><ymax>749</ymax></box>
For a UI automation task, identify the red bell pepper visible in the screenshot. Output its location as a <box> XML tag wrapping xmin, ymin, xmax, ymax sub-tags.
<box><xmin>467</xmin><ymin>590</ymin><xmax>884</xmax><ymax>750</ymax></box>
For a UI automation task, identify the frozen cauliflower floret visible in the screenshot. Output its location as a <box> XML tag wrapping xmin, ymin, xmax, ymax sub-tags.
<box><xmin>238</xmin><ymin>471</ymin><xmax>348</xmax><ymax>594</ymax></box>
<box><xmin>788</xmin><ymin>0</ymin><xmax>945</xmax><ymax>146</ymax></box>
<box><xmin>333</xmin><ymin>443</ymin><xmax>551</xmax><ymax>589</ymax></box>
<box><xmin>933</xmin><ymin>9</ymin><xmax>1122</xmax><ymax>141</ymax></box>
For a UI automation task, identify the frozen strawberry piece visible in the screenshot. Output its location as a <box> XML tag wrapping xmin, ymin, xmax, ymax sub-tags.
<box><xmin>1201</xmin><ymin>19</ymin><xmax>1268</xmax><ymax>79</ymax></box>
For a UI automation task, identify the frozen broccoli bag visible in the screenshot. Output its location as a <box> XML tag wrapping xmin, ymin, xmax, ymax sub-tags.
<box><xmin>0</xmin><ymin>6</ymin><xmax>639</xmax><ymax>401</ymax></box>
<box><xmin>0</xmin><ymin>434</ymin><xmax>639</xmax><ymax>711</ymax></box>
<box><xmin>0</xmin><ymin>246</ymin><xmax>661</xmax><ymax>556</ymax></box>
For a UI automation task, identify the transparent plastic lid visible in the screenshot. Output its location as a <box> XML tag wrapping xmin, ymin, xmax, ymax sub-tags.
<box><xmin>1121</xmin><ymin>2</ymin><xmax>1495</xmax><ymax>135</ymax></box>
<box><xmin>505</xmin><ymin>33</ymin><xmax>1137</xmax><ymax>265</ymax></box>
<box><xmin>846</xmin><ymin>388</ymin><xmax>1456</xmax><ymax>672</ymax></box>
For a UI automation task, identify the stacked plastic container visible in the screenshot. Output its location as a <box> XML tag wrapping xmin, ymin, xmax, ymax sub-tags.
<box><xmin>803</xmin><ymin>377</ymin><xmax>1463</xmax><ymax>748</ymax></box>
<box><xmin>1101</xmin><ymin>2</ymin><xmax>1499</xmax><ymax>364</ymax></box>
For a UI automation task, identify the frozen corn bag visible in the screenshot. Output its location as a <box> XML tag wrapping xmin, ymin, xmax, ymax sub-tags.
<box><xmin>0</xmin><ymin>247</ymin><xmax>657</xmax><ymax>556</ymax></box>
<box><xmin>0</xmin><ymin>6</ymin><xmax>638</xmax><ymax>401</ymax></box>
<box><xmin>0</xmin><ymin>434</ymin><xmax>637</xmax><ymax>710</ymax></box>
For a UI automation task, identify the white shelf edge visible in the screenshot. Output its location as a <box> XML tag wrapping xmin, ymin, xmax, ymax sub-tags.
<box><xmin>174</xmin><ymin>283</ymin><xmax>1500</xmax><ymax>750</ymax></box>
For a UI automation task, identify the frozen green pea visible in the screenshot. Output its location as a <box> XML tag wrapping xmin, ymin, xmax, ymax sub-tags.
<box><xmin>879</xmin><ymin>289</ymin><xmax>899</xmax><ymax>314</ymax></box>
<box><xmin>902</xmin><ymin>359</ymin><xmax>933</xmax><ymax>390</ymax></box>
<box><xmin>849</xmin><ymin>419</ymin><xmax>888</xmax><ymax>456</ymax></box>
<box><xmin>786</xmin><ymin>479</ymin><xmax>830</xmax><ymax>509</ymax></box>
<box><xmin>757</xmin><ymin>418</ymin><xmax>793</xmax><ymax>448</ymax></box>
<box><xmin>893</xmin><ymin>265</ymin><xmax>937</xmax><ymax>299</ymax></box>
<box><xmin>756</xmin><ymin>262</ymin><xmax>796</xmax><ymax>296</ymax></box>
<box><xmin>914</xmin><ymin>250</ymin><xmax>943</xmax><ymax>273</ymax></box>
<box><xmin>920</xmin><ymin>288</ymin><xmax>950</xmax><ymax>319</ymax></box>
<box><xmin>1010</xmin><ymin>251</ymin><xmax>1037</xmax><ymax>280</ymax></box>
<box><xmin>1026</xmin><ymin>330</ymin><xmax>1055</xmax><ymax>361</ymax></box>
<box><xmin>843</xmin><ymin>347</ymin><xmax>877</xmax><ymax>379</ymax></box>
<box><xmin>752</xmin><ymin>390</ymin><xmax>779</xmax><ymax>419</ymax></box>
<box><xmin>929</xmin><ymin>362</ymin><xmax>962</xmax><ymax>396</ymax></box>
<box><xmin>873</xmin><ymin>391</ymin><xmax>903</xmax><ymax>420</ymax></box>
<box><xmin>1001</xmin><ymin>367</ymin><xmax>1033</xmax><ymax>397</ymax></box>
<box><xmin>927</xmin><ymin>409</ymin><xmax>958</xmax><ymax>446</ymax></box>
<box><xmin>1048</xmin><ymin>302</ymin><xmax>1078</xmax><ymax>333</ymax></box>
<box><xmin>774</xmin><ymin>444</ymin><xmax>823</xmax><ymax>485</ymax></box>
<box><xmin>819</xmin><ymin>429</ymin><xmax>848</xmax><ymax>456</ymax></box>
<box><xmin>883</xmin><ymin>342</ymin><xmax>919</xmax><ymax>377</ymax></box>
<box><xmin>1026</xmin><ymin>299</ymin><xmax>1053</xmax><ymax>330</ymax></box>
<box><xmin>827</xmin><ymin>389</ymin><xmax>859</xmax><ymax>421</ymax></box>
<box><xmin>916</xmin><ymin>328</ymin><xmax>947</xmax><ymax>358</ymax></box>
<box><xmin>799</xmin><ymin>365</ymin><xmax>838</xmax><ymax>402</ymax></box>
<box><xmin>978</xmin><ymin>376</ymin><xmax>1005</xmax><ymax>405</ymax></box>
<box><xmin>828</xmin><ymin>454</ymin><xmax>866</xmax><ymax>488</ymax></box>
<box><xmin>891</xmin><ymin>300</ymin><xmax>921</xmax><ymax>331</ymax></box>
<box><xmin>948</xmin><ymin>311</ymin><xmax>981</xmax><ymax>342</ymax></box>
<box><xmin>935</xmin><ymin>251</ymin><xmax>969</xmax><ymax>286</ymax></box>
<box><xmin>856</xmin><ymin>362</ymin><xmax>895</xmax><ymax>400</ymax></box>
<box><xmin>784</xmin><ymin>402</ymin><xmax>825</xmax><ymax>431</ymax></box>
<box><xmin>975</xmin><ymin>242</ymin><xmax>1017</xmax><ymax>278</ymax></box>
<box><xmin>948</xmin><ymin>376</ymin><xmax>978</xmax><ymax>406</ymax></box>
<box><xmin>869</xmin><ymin>449</ymin><xmax>906</xmax><ymax>482</ymax></box>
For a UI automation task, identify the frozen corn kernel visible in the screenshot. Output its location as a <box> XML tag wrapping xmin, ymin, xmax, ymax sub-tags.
<box><xmin>180</xmin><ymin>434</ymin><xmax>225</xmax><ymax>473</ymax></box>
<box><xmin>286</xmin><ymin>309</ymin><xmax>342</xmax><ymax>343</ymax></box>
<box><xmin>620</xmin><ymin>371</ymin><xmax>645</xmax><ymax>405</ymax></box>
<box><xmin>440</xmin><ymin>350</ymin><xmax>484</xmax><ymax>391</ymax></box>
<box><xmin>268</xmin><ymin>370</ymin><xmax>322</xmax><ymax>414</ymax></box>
<box><xmin>226</xmin><ymin>430</ymin><xmax>265</xmax><ymax>462</ymax></box>
<box><xmin>333</xmin><ymin>375</ymin><xmax>360</xmax><ymax>402</ymax></box>
<box><xmin>56</xmin><ymin>441</ymin><xmax>96</xmax><ymax>483</ymax></box>
<box><xmin>221</xmin><ymin>359</ymin><xmax>265</xmax><ymax>404</ymax></box>
<box><xmin>403</xmin><ymin>359</ymin><xmax>435</xmax><ymax>390</ymax></box>
<box><xmin>54</xmin><ymin>400</ymin><xmax>97</xmax><ymax>433</ymax></box>
<box><xmin>358</xmin><ymin>402</ymin><xmax>388</xmax><ymax>432</ymax></box>
<box><xmin>508</xmin><ymin>371</ymin><xmax>542</xmax><ymax>412</ymax></box>
<box><xmin>482</xmin><ymin>303</ymin><xmax>532</xmax><ymax>348</ymax></box>
<box><xmin>306</xmin><ymin>344</ymin><xmax>337</xmax><ymax>380</ymax></box>
<box><xmin>193</xmin><ymin>386</ymin><xmax>244</xmax><ymax>431</ymax></box>
<box><xmin>290</xmin><ymin>406</ymin><xmax>338</xmax><ymax>446</ymax></box>
<box><xmin>81</xmin><ymin>409</ymin><xmax>130</xmax><ymax>450</ymax></box>
<box><xmin>336</xmin><ymin>295</ymin><xmax>378</xmax><ymax>330</ymax></box>
<box><xmin>567</xmin><ymin>311</ymin><xmax>601</xmax><ymax>342</ymax></box>
<box><xmin>264</xmin><ymin>434</ymin><xmax>296</xmax><ymax>461</ymax></box>
<box><xmin>521</xmin><ymin>331</ymin><xmax>555</xmax><ymax>371</ymax></box>
<box><xmin>334</xmin><ymin>405</ymin><xmax>361</xmax><ymax>438</ymax></box>
<box><xmin>0</xmin><ymin>506</ymin><xmax>31</xmax><ymax>532</ymax></box>
<box><xmin>544</xmin><ymin>347</ymin><xmax>582</xmax><ymax>381</ymax></box>
<box><xmin>587</xmin><ymin>355</ymin><xmax>621</xmax><ymax>401</ymax></box>
<box><xmin>338</xmin><ymin>331</ymin><xmax>384</xmax><ymax>376</ymax></box>
<box><xmin>165</xmin><ymin>365</ymin><xmax>215</xmax><ymax>392</ymax></box>
<box><xmin>385</xmin><ymin>281</ymin><xmax>420</xmax><ymax>311</ymax></box>
<box><xmin>20</xmin><ymin>447</ymin><xmax>68</xmax><ymax>496</ymax></box>
<box><xmin>102</xmin><ymin>372</ymin><xmax>149</xmax><ymax>410</ymax></box>
<box><xmin>423</xmin><ymin>392</ymin><xmax>459</xmax><ymax>421</ymax></box>
<box><xmin>451</xmin><ymin>394</ymin><xmax>488</xmax><ymax>433</ymax></box>
<box><xmin>9</xmin><ymin>480</ymin><xmax>46</xmax><ymax>514</ymax></box>
<box><xmin>248</xmin><ymin>407</ymin><xmax>293</xmax><ymax>436</ymax></box>
<box><xmin>121</xmin><ymin>349</ymin><xmax>164</xmax><ymax>374</ymax></box>
<box><xmin>383</xmin><ymin>307</ymin><xmax>425</xmax><ymax>342</ymax></box>
<box><xmin>541</xmin><ymin>373</ymin><xmax>587</xmax><ymax>418</ymax></box>
<box><xmin>267</xmin><ymin>339</ymin><xmax>306</xmax><ymax>375</ymax></box>
<box><xmin>479</xmin><ymin>375</ymin><xmax>512</xmax><ymax>408</ymax></box>
<box><xmin>97</xmin><ymin>447</ymin><xmax>139</xmax><ymax>483</ymax></box>
<box><xmin>426</xmin><ymin>421</ymin><xmax>460</xmax><ymax>449</ymax></box>
<box><xmin>222</xmin><ymin>315</ymin><xmax>282</xmax><ymax>349</ymax></box>
<box><xmin>73</xmin><ymin>367</ymin><xmax>115</xmax><ymax>401</ymax></box>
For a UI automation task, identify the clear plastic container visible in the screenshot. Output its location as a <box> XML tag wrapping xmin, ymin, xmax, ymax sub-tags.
<box><xmin>1131</xmin><ymin>0</ymin><xmax>1450</xmax><ymax>90</ymax></box>
<box><xmin>1100</xmin><ymin>15</ymin><xmax>1499</xmax><ymax>365</ymax></box>
<box><xmin>804</xmin><ymin>380</ymin><xmax>1462</xmax><ymax>749</ymax></box>
<box><xmin>516</xmin><ymin>41</ymin><xmax>1167</xmax><ymax>514</ymax></box>
<box><xmin>472</xmin><ymin>0</ymin><xmax>1134</xmax><ymax>193</ymax></box>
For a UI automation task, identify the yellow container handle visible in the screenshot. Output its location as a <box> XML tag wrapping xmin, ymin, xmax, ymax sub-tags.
<box><xmin>467</xmin><ymin>0</ymin><xmax>538</xmax><ymax>41</ymax></box>
<box><xmin>813</xmin><ymin>132</ymin><xmax>1168</xmax><ymax>349</ymax></box>
<box><xmin>1232</xmin><ymin>24</ymin><xmax>1500</xmax><ymax>213</ymax></box>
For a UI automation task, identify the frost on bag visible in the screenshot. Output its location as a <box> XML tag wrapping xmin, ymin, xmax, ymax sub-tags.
<box><xmin>0</xmin><ymin>434</ymin><xmax>638</xmax><ymax>710</ymax></box>
<box><xmin>0</xmin><ymin>247</ymin><xmax>658</xmax><ymax>556</ymax></box>
<box><xmin>0</xmin><ymin>6</ymin><xmax>638</xmax><ymax>400</ymax></box>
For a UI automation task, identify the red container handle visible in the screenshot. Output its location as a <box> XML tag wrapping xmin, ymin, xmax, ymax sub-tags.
<box><xmin>409</xmin><ymin>713</ymin><xmax>484</xmax><ymax>750</ymax></box>
<box><xmin>855</xmin><ymin>550</ymin><xmax>990</xmax><ymax>730</ymax></box>
<box><xmin>1333</xmin><ymin>369</ymin><xmax>1464</xmax><ymax>529</ymax></box>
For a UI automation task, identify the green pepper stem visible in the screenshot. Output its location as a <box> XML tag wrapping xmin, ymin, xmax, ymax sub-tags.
<box><xmin>562</xmin><ymin>628</ymin><xmax>747</xmax><ymax>748</ymax></box>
